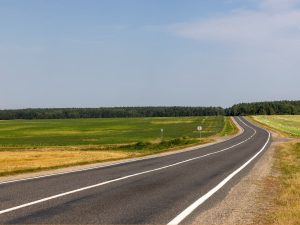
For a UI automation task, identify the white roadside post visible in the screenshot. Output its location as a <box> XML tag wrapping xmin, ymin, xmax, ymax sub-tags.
<box><xmin>161</xmin><ymin>128</ymin><xmax>164</xmax><ymax>141</ymax></box>
<box><xmin>197</xmin><ymin>126</ymin><xmax>202</xmax><ymax>139</ymax></box>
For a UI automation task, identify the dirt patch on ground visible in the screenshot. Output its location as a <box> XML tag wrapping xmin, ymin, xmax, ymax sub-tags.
<box><xmin>191</xmin><ymin>131</ymin><xmax>291</xmax><ymax>225</ymax></box>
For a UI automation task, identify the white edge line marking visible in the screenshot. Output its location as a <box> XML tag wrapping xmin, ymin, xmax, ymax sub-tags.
<box><xmin>0</xmin><ymin>118</ymin><xmax>256</xmax><ymax>215</ymax></box>
<box><xmin>167</xmin><ymin>119</ymin><xmax>271</xmax><ymax>225</ymax></box>
<box><xmin>0</xmin><ymin>117</ymin><xmax>245</xmax><ymax>185</ymax></box>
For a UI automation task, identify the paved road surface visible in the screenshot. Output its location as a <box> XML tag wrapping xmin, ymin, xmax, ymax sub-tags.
<box><xmin>0</xmin><ymin>117</ymin><xmax>271</xmax><ymax>224</ymax></box>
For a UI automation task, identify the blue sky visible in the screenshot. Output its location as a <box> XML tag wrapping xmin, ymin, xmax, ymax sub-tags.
<box><xmin>1</xmin><ymin>0</ymin><xmax>299</xmax><ymax>109</ymax></box>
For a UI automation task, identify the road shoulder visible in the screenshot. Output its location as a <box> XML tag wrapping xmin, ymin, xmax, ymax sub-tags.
<box><xmin>191</xmin><ymin>118</ymin><xmax>291</xmax><ymax>225</ymax></box>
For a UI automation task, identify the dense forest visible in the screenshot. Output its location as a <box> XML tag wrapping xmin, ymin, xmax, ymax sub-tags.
<box><xmin>0</xmin><ymin>107</ymin><xmax>225</xmax><ymax>120</ymax></box>
<box><xmin>0</xmin><ymin>101</ymin><xmax>299</xmax><ymax>120</ymax></box>
<box><xmin>226</xmin><ymin>100</ymin><xmax>300</xmax><ymax>116</ymax></box>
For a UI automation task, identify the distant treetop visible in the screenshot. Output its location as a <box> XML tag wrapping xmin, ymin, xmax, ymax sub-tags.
<box><xmin>0</xmin><ymin>106</ymin><xmax>224</xmax><ymax>120</ymax></box>
<box><xmin>225</xmin><ymin>100</ymin><xmax>300</xmax><ymax>116</ymax></box>
<box><xmin>0</xmin><ymin>100</ymin><xmax>299</xmax><ymax>120</ymax></box>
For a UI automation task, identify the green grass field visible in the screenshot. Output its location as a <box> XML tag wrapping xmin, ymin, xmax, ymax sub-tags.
<box><xmin>252</xmin><ymin>115</ymin><xmax>300</xmax><ymax>137</ymax></box>
<box><xmin>0</xmin><ymin>116</ymin><xmax>234</xmax><ymax>148</ymax></box>
<box><xmin>0</xmin><ymin>116</ymin><xmax>237</xmax><ymax>176</ymax></box>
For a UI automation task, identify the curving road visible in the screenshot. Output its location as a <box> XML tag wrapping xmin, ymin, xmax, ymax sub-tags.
<box><xmin>0</xmin><ymin>117</ymin><xmax>271</xmax><ymax>224</ymax></box>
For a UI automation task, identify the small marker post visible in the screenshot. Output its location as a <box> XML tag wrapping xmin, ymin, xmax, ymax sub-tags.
<box><xmin>161</xmin><ymin>128</ymin><xmax>164</xmax><ymax>141</ymax></box>
<box><xmin>197</xmin><ymin>126</ymin><xmax>202</xmax><ymax>139</ymax></box>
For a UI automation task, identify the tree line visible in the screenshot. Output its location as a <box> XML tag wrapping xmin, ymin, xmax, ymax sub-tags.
<box><xmin>226</xmin><ymin>100</ymin><xmax>300</xmax><ymax>116</ymax></box>
<box><xmin>0</xmin><ymin>107</ymin><xmax>224</xmax><ymax>120</ymax></box>
<box><xmin>0</xmin><ymin>100</ymin><xmax>299</xmax><ymax>120</ymax></box>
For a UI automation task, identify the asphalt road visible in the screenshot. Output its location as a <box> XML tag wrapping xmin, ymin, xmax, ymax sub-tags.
<box><xmin>0</xmin><ymin>117</ymin><xmax>271</xmax><ymax>224</ymax></box>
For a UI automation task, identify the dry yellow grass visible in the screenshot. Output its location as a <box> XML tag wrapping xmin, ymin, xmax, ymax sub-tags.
<box><xmin>250</xmin><ymin>116</ymin><xmax>300</xmax><ymax>224</ymax></box>
<box><xmin>269</xmin><ymin>141</ymin><xmax>300</xmax><ymax>225</ymax></box>
<box><xmin>265</xmin><ymin>141</ymin><xmax>300</xmax><ymax>225</ymax></box>
<box><xmin>0</xmin><ymin>150</ymin><xmax>140</xmax><ymax>176</ymax></box>
<box><xmin>150</xmin><ymin>120</ymin><xmax>194</xmax><ymax>125</ymax></box>
<box><xmin>0</xmin><ymin>144</ymin><xmax>132</xmax><ymax>151</ymax></box>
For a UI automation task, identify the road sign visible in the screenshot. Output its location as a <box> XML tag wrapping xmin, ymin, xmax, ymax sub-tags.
<box><xmin>197</xmin><ymin>126</ymin><xmax>202</xmax><ymax>139</ymax></box>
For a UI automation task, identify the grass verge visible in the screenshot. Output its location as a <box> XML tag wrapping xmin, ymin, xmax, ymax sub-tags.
<box><xmin>265</xmin><ymin>141</ymin><xmax>300</xmax><ymax>225</ymax></box>
<box><xmin>220</xmin><ymin>116</ymin><xmax>239</xmax><ymax>136</ymax></box>
<box><xmin>250</xmin><ymin>116</ymin><xmax>300</xmax><ymax>225</ymax></box>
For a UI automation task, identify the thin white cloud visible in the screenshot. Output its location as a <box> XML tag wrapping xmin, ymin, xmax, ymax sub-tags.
<box><xmin>154</xmin><ymin>0</ymin><xmax>300</xmax><ymax>104</ymax></box>
<box><xmin>167</xmin><ymin>0</ymin><xmax>300</xmax><ymax>50</ymax></box>
<box><xmin>260</xmin><ymin>0</ymin><xmax>299</xmax><ymax>11</ymax></box>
